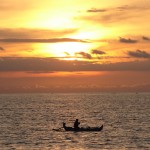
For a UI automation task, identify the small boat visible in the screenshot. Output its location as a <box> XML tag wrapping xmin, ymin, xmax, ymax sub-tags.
<box><xmin>63</xmin><ymin>122</ymin><xmax>103</xmax><ymax>132</ymax></box>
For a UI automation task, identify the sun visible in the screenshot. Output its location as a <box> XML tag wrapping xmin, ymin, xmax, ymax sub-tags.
<box><xmin>50</xmin><ymin>42</ymin><xmax>93</xmax><ymax>59</ymax></box>
<box><xmin>32</xmin><ymin>42</ymin><xmax>93</xmax><ymax>59</ymax></box>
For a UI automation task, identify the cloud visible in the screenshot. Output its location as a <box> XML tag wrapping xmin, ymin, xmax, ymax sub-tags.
<box><xmin>91</xmin><ymin>49</ymin><xmax>106</xmax><ymax>55</ymax></box>
<box><xmin>86</xmin><ymin>5</ymin><xmax>130</xmax><ymax>13</ymax></box>
<box><xmin>87</xmin><ymin>8</ymin><xmax>107</xmax><ymax>13</ymax></box>
<box><xmin>142</xmin><ymin>36</ymin><xmax>150</xmax><ymax>41</ymax></box>
<box><xmin>0</xmin><ymin>38</ymin><xmax>88</xmax><ymax>43</ymax></box>
<box><xmin>119</xmin><ymin>37</ymin><xmax>138</xmax><ymax>44</ymax></box>
<box><xmin>83</xmin><ymin>4</ymin><xmax>150</xmax><ymax>25</ymax></box>
<box><xmin>128</xmin><ymin>50</ymin><xmax>150</xmax><ymax>58</ymax></box>
<box><xmin>116</xmin><ymin>5</ymin><xmax>150</xmax><ymax>11</ymax></box>
<box><xmin>86</xmin><ymin>5</ymin><xmax>150</xmax><ymax>13</ymax></box>
<box><xmin>0</xmin><ymin>47</ymin><xmax>5</xmax><ymax>51</ymax></box>
<box><xmin>0</xmin><ymin>57</ymin><xmax>150</xmax><ymax>72</ymax></box>
<box><xmin>0</xmin><ymin>28</ymin><xmax>78</xmax><ymax>39</ymax></box>
<box><xmin>75</xmin><ymin>52</ymin><xmax>92</xmax><ymax>59</ymax></box>
<box><xmin>80</xmin><ymin>11</ymin><xmax>130</xmax><ymax>25</ymax></box>
<box><xmin>64</xmin><ymin>52</ymin><xmax>70</xmax><ymax>56</ymax></box>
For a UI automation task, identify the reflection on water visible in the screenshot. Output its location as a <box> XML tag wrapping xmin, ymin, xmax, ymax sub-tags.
<box><xmin>0</xmin><ymin>93</ymin><xmax>150</xmax><ymax>150</ymax></box>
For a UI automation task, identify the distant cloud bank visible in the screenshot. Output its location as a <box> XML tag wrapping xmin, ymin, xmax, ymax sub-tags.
<box><xmin>0</xmin><ymin>57</ymin><xmax>150</xmax><ymax>72</ymax></box>
<box><xmin>0</xmin><ymin>38</ymin><xmax>88</xmax><ymax>43</ymax></box>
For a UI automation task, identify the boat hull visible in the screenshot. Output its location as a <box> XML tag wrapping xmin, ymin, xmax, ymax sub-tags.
<box><xmin>63</xmin><ymin>125</ymin><xmax>103</xmax><ymax>132</ymax></box>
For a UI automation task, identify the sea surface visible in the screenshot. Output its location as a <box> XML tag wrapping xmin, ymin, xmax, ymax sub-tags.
<box><xmin>0</xmin><ymin>93</ymin><xmax>149</xmax><ymax>150</ymax></box>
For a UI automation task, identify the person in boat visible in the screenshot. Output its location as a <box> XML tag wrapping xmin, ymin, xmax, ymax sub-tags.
<box><xmin>74</xmin><ymin>119</ymin><xmax>80</xmax><ymax>130</ymax></box>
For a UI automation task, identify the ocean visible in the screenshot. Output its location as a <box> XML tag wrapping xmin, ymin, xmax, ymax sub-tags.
<box><xmin>0</xmin><ymin>93</ymin><xmax>149</xmax><ymax>150</ymax></box>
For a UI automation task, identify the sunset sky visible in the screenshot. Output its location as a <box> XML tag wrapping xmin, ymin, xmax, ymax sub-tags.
<box><xmin>0</xmin><ymin>0</ymin><xmax>150</xmax><ymax>93</ymax></box>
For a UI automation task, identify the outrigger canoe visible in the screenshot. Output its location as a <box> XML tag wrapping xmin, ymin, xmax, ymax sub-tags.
<box><xmin>63</xmin><ymin>122</ymin><xmax>103</xmax><ymax>132</ymax></box>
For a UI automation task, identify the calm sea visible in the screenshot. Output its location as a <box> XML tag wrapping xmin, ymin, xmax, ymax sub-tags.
<box><xmin>0</xmin><ymin>93</ymin><xmax>149</xmax><ymax>150</ymax></box>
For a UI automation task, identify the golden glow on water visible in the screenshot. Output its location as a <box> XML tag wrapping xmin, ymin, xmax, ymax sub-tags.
<box><xmin>1</xmin><ymin>93</ymin><xmax>149</xmax><ymax>149</ymax></box>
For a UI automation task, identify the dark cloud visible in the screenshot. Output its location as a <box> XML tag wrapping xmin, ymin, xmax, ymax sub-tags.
<box><xmin>119</xmin><ymin>37</ymin><xmax>138</xmax><ymax>44</ymax></box>
<box><xmin>0</xmin><ymin>38</ymin><xmax>88</xmax><ymax>43</ymax></box>
<box><xmin>86</xmin><ymin>5</ymin><xmax>129</xmax><ymax>13</ymax></box>
<box><xmin>0</xmin><ymin>28</ymin><xmax>78</xmax><ymax>39</ymax></box>
<box><xmin>128</xmin><ymin>50</ymin><xmax>150</xmax><ymax>58</ymax></box>
<box><xmin>91</xmin><ymin>49</ymin><xmax>106</xmax><ymax>55</ymax></box>
<box><xmin>0</xmin><ymin>57</ymin><xmax>150</xmax><ymax>72</ymax></box>
<box><xmin>64</xmin><ymin>52</ymin><xmax>70</xmax><ymax>56</ymax></box>
<box><xmin>87</xmin><ymin>8</ymin><xmax>107</xmax><ymax>13</ymax></box>
<box><xmin>116</xmin><ymin>5</ymin><xmax>129</xmax><ymax>11</ymax></box>
<box><xmin>75</xmin><ymin>52</ymin><xmax>92</xmax><ymax>59</ymax></box>
<box><xmin>0</xmin><ymin>47</ymin><xmax>5</xmax><ymax>51</ymax></box>
<box><xmin>142</xmin><ymin>36</ymin><xmax>150</xmax><ymax>41</ymax></box>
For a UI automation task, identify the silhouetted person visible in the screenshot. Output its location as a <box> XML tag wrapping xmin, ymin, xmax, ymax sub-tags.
<box><xmin>74</xmin><ymin>119</ymin><xmax>80</xmax><ymax>130</ymax></box>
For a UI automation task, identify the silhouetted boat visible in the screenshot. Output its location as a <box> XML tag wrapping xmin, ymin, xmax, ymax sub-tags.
<box><xmin>63</xmin><ymin>122</ymin><xmax>103</xmax><ymax>132</ymax></box>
